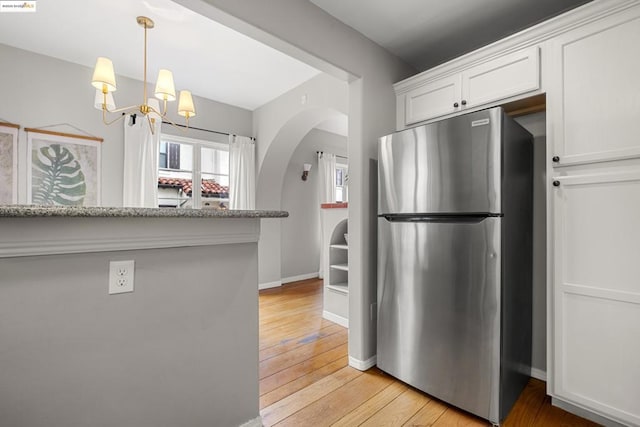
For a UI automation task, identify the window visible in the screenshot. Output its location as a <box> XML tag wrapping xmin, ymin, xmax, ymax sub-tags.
<box><xmin>157</xmin><ymin>135</ymin><xmax>229</xmax><ymax>209</ymax></box>
<box><xmin>159</xmin><ymin>141</ymin><xmax>182</xmax><ymax>170</ymax></box>
<box><xmin>336</xmin><ymin>164</ymin><xmax>348</xmax><ymax>202</ymax></box>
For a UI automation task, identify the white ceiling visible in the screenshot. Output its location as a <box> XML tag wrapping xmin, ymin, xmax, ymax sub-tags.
<box><xmin>0</xmin><ymin>0</ymin><xmax>321</xmax><ymax>110</ymax></box>
<box><xmin>310</xmin><ymin>0</ymin><xmax>592</xmax><ymax>71</ymax></box>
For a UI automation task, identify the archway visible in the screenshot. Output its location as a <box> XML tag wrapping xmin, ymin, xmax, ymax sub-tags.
<box><xmin>256</xmin><ymin>106</ymin><xmax>347</xmax><ymax>288</ymax></box>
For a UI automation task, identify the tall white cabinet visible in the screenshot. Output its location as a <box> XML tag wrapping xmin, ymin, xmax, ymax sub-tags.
<box><xmin>392</xmin><ymin>1</ymin><xmax>640</xmax><ymax>426</ymax></box>
<box><xmin>547</xmin><ymin>7</ymin><xmax>640</xmax><ymax>426</ymax></box>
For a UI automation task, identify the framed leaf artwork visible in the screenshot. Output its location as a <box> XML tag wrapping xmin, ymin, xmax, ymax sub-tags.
<box><xmin>0</xmin><ymin>122</ymin><xmax>19</xmax><ymax>204</ymax></box>
<box><xmin>26</xmin><ymin>129</ymin><xmax>102</xmax><ymax>206</ymax></box>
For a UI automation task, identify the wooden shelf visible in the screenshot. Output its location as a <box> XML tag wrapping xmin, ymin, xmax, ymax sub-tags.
<box><xmin>330</xmin><ymin>244</ymin><xmax>348</xmax><ymax>250</ymax></box>
<box><xmin>330</xmin><ymin>264</ymin><xmax>349</xmax><ymax>272</ymax></box>
<box><xmin>327</xmin><ymin>283</ymin><xmax>349</xmax><ymax>294</ymax></box>
<box><xmin>503</xmin><ymin>93</ymin><xmax>546</xmax><ymax>117</ymax></box>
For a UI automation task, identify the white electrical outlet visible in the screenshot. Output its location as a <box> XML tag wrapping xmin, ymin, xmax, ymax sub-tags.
<box><xmin>109</xmin><ymin>260</ymin><xmax>135</xmax><ymax>294</ymax></box>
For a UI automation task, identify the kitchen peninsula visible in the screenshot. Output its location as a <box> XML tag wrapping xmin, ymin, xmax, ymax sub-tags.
<box><xmin>0</xmin><ymin>206</ymin><xmax>286</xmax><ymax>427</ymax></box>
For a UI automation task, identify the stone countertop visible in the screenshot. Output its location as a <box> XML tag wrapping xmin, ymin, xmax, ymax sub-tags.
<box><xmin>0</xmin><ymin>205</ymin><xmax>288</xmax><ymax>218</ymax></box>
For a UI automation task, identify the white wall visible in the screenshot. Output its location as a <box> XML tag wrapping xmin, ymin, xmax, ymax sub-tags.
<box><xmin>281</xmin><ymin>128</ymin><xmax>347</xmax><ymax>280</ymax></box>
<box><xmin>515</xmin><ymin>111</ymin><xmax>547</xmax><ymax>376</ymax></box>
<box><xmin>0</xmin><ymin>43</ymin><xmax>252</xmax><ymax>207</ymax></box>
<box><xmin>175</xmin><ymin>0</ymin><xmax>416</xmax><ymax>364</ymax></box>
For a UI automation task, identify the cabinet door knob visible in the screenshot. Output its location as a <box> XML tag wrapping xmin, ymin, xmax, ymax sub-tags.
<box><xmin>453</xmin><ymin>102</ymin><xmax>459</xmax><ymax>108</ymax></box>
<box><xmin>552</xmin><ymin>156</ymin><xmax>560</xmax><ymax>163</ymax></box>
<box><xmin>553</xmin><ymin>180</ymin><xmax>560</xmax><ymax>187</ymax></box>
<box><xmin>461</xmin><ymin>100</ymin><xmax>467</xmax><ymax>106</ymax></box>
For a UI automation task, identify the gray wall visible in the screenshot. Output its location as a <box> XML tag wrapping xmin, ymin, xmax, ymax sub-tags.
<box><xmin>514</xmin><ymin>112</ymin><xmax>547</xmax><ymax>375</ymax></box>
<box><xmin>0</xmin><ymin>43</ymin><xmax>253</xmax><ymax>207</ymax></box>
<box><xmin>252</xmin><ymin>73</ymin><xmax>348</xmax><ymax>287</ymax></box>
<box><xmin>281</xmin><ymin>128</ymin><xmax>347</xmax><ymax>279</ymax></box>
<box><xmin>0</xmin><ymin>244</ymin><xmax>258</xmax><ymax>427</ymax></box>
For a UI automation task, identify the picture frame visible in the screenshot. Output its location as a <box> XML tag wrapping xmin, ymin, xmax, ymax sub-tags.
<box><xmin>26</xmin><ymin>129</ymin><xmax>102</xmax><ymax>206</ymax></box>
<box><xmin>0</xmin><ymin>122</ymin><xmax>19</xmax><ymax>205</ymax></box>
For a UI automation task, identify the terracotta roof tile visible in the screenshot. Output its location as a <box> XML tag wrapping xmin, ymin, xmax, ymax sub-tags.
<box><xmin>158</xmin><ymin>177</ymin><xmax>228</xmax><ymax>198</ymax></box>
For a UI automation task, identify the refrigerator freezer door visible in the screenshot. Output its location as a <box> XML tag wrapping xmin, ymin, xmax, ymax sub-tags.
<box><xmin>377</xmin><ymin>216</ymin><xmax>501</xmax><ymax>422</ymax></box>
<box><xmin>378</xmin><ymin>108</ymin><xmax>502</xmax><ymax>215</ymax></box>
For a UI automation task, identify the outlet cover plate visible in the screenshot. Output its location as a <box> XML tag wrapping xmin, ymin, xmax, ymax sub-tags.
<box><xmin>109</xmin><ymin>260</ymin><xmax>134</xmax><ymax>294</ymax></box>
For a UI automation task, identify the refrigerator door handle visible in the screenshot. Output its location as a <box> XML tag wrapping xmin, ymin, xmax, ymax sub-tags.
<box><xmin>380</xmin><ymin>214</ymin><xmax>500</xmax><ymax>224</ymax></box>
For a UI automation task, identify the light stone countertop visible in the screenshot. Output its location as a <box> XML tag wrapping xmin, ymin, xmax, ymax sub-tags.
<box><xmin>0</xmin><ymin>205</ymin><xmax>288</xmax><ymax>218</ymax></box>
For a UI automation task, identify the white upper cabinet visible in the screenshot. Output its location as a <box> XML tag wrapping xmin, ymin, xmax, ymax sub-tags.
<box><xmin>461</xmin><ymin>46</ymin><xmax>539</xmax><ymax>110</ymax></box>
<box><xmin>398</xmin><ymin>46</ymin><xmax>540</xmax><ymax>126</ymax></box>
<box><xmin>548</xmin><ymin>11</ymin><xmax>640</xmax><ymax>166</ymax></box>
<box><xmin>405</xmin><ymin>74</ymin><xmax>461</xmax><ymax>125</ymax></box>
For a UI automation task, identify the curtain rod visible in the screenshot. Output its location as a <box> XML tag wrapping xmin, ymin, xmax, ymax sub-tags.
<box><xmin>317</xmin><ymin>150</ymin><xmax>348</xmax><ymax>160</ymax></box>
<box><xmin>160</xmin><ymin>120</ymin><xmax>256</xmax><ymax>140</ymax></box>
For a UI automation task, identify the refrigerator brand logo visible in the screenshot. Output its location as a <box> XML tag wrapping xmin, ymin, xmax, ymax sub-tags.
<box><xmin>471</xmin><ymin>119</ymin><xmax>490</xmax><ymax>127</ymax></box>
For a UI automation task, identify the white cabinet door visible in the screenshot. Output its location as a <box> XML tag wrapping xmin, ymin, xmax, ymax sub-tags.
<box><xmin>549</xmin><ymin>12</ymin><xmax>640</xmax><ymax>166</ymax></box>
<box><xmin>552</xmin><ymin>171</ymin><xmax>640</xmax><ymax>427</ymax></box>
<box><xmin>461</xmin><ymin>46</ymin><xmax>540</xmax><ymax>109</ymax></box>
<box><xmin>404</xmin><ymin>74</ymin><xmax>461</xmax><ymax>125</ymax></box>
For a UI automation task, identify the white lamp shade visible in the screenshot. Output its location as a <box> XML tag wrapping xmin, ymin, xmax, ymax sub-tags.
<box><xmin>94</xmin><ymin>89</ymin><xmax>116</xmax><ymax>110</ymax></box>
<box><xmin>178</xmin><ymin>90</ymin><xmax>196</xmax><ymax>118</ymax></box>
<box><xmin>303</xmin><ymin>163</ymin><xmax>312</xmax><ymax>172</ymax></box>
<box><xmin>154</xmin><ymin>69</ymin><xmax>176</xmax><ymax>101</ymax></box>
<box><xmin>91</xmin><ymin>57</ymin><xmax>117</xmax><ymax>92</ymax></box>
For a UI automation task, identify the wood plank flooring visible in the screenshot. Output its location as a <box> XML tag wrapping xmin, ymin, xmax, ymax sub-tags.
<box><xmin>259</xmin><ymin>279</ymin><xmax>599</xmax><ymax>427</ymax></box>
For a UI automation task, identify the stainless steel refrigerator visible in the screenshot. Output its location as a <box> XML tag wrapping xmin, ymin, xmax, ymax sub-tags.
<box><xmin>377</xmin><ymin>107</ymin><xmax>533</xmax><ymax>425</ymax></box>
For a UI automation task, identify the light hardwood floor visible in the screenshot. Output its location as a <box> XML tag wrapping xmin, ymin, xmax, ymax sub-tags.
<box><xmin>259</xmin><ymin>279</ymin><xmax>599</xmax><ymax>427</ymax></box>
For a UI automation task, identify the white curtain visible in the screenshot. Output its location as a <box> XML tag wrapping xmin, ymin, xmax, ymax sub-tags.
<box><xmin>229</xmin><ymin>135</ymin><xmax>255</xmax><ymax>210</ymax></box>
<box><xmin>122</xmin><ymin>108</ymin><xmax>160</xmax><ymax>208</ymax></box>
<box><xmin>317</xmin><ymin>152</ymin><xmax>336</xmax><ymax>278</ymax></box>
<box><xmin>318</xmin><ymin>152</ymin><xmax>336</xmax><ymax>203</ymax></box>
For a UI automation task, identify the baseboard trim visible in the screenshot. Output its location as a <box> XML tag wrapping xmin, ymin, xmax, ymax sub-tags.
<box><xmin>282</xmin><ymin>272</ymin><xmax>319</xmax><ymax>284</ymax></box>
<box><xmin>552</xmin><ymin>398</ymin><xmax>627</xmax><ymax>427</ymax></box>
<box><xmin>530</xmin><ymin>367</ymin><xmax>547</xmax><ymax>381</ymax></box>
<box><xmin>322</xmin><ymin>310</ymin><xmax>348</xmax><ymax>328</ymax></box>
<box><xmin>349</xmin><ymin>355</ymin><xmax>377</xmax><ymax>371</ymax></box>
<box><xmin>238</xmin><ymin>415</ymin><xmax>262</xmax><ymax>427</ymax></box>
<box><xmin>258</xmin><ymin>280</ymin><xmax>282</xmax><ymax>290</ymax></box>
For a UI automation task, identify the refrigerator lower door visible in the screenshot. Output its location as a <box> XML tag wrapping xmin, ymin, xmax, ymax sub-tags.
<box><xmin>377</xmin><ymin>216</ymin><xmax>501</xmax><ymax>423</ymax></box>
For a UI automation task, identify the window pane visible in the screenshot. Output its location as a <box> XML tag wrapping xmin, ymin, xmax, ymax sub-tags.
<box><xmin>201</xmin><ymin>146</ymin><xmax>230</xmax><ymax>209</ymax></box>
<box><xmin>159</xmin><ymin>142</ymin><xmax>168</xmax><ymax>168</ymax></box>
<box><xmin>158</xmin><ymin>141</ymin><xmax>194</xmax><ymax>208</ymax></box>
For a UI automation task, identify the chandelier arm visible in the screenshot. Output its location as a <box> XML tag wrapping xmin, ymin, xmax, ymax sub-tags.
<box><xmin>105</xmin><ymin>104</ymin><xmax>141</xmax><ymax>114</ymax></box>
<box><xmin>154</xmin><ymin>111</ymin><xmax>188</xmax><ymax>134</ymax></box>
<box><xmin>102</xmin><ymin>109</ymin><xmax>128</xmax><ymax>126</ymax></box>
<box><xmin>146</xmin><ymin>115</ymin><xmax>155</xmax><ymax>135</ymax></box>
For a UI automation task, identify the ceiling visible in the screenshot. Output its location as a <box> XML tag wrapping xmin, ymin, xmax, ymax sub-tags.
<box><xmin>310</xmin><ymin>0</ymin><xmax>592</xmax><ymax>71</ymax></box>
<box><xmin>0</xmin><ymin>0</ymin><xmax>594</xmax><ymax>114</ymax></box>
<box><xmin>0</xmin><ymin>0</ymin><xmax>321</xmax><ymax>111</ymax></box>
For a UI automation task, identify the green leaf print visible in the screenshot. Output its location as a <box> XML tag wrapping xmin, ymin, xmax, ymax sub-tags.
<box><xmin>32</xmin><ymin>144</ymin><xmax>86</xmax><ymax>205</ymax></box>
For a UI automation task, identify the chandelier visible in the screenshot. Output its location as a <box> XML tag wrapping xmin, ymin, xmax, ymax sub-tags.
<box><xmin>91</xmin><ymin>16</ymin><xmax>196</xmax><ymax>133</ymax></box>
